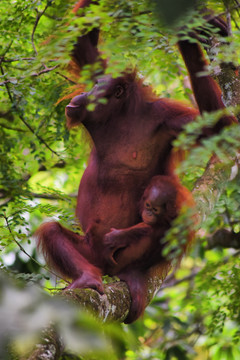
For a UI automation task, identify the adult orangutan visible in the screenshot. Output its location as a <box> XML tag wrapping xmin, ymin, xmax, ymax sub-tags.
<box><xmin>36</xmin><ymin>1</ymin><xmax>237</xmax><ymax>323</ymax></box>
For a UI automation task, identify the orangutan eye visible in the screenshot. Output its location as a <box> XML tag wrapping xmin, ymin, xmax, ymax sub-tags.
<box><xmin>145</xmin><ymin>202</ymin><xmax>151</xmax><ymax>209</ymax></box>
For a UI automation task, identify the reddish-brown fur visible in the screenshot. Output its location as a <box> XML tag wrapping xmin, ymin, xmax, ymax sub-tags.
<box><xmin>36</xmin><ymin>1</ymin><xmax>237</xmax><ymax>323</ymax></box>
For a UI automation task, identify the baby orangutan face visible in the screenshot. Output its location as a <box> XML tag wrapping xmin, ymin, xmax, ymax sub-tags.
<box><xmin>142</xmin><ymin>186</ymin><xmax>166</xmax><ymax>225</ymax></box>
<box><xmin>141</xmin><ymin>177</ymin><xmax>179</xmax><ymax>226</ymax></box>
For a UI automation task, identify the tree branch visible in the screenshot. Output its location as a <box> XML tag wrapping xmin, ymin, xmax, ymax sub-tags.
<box><xmin>0</xmin><ymin>65</ymin><xmax>59</xmax><ymax>86</ymax></box>
<box><xmin>0</xmin><ymin>121</ymin><xmax>27</xmax><ymax>132</ymax></box>
<box><xmin>31</xmin><ymin>2</ymin><xmax>52</xmax><ymax>56</ymax></box>
<box><xmin>29</xmin><ymin>192</ymin><xmax>77</xmax><ymax>200</ymax></box>
<box><xmin>31</xmin><ymin>65</ymin><xmax>59</xmax><ymax>77</ymax></box>
<box><xmin>26</xmin><ymin>326</ymin><xmax>64</xmax><ymax>360</ymax></box>
<box><xmin>207</xmin><ymin>228</ymin><xmax>240</xmax><ymax>249</ymax></box>
<box><xmin>0</xmin><ymin>57</ymin><xmax>35</xmax><ymax>63</ymax></box>
<box><xmin>18</xmin><ymin>112</ymin><xmax>60</xmax><ymax>157</ymax></box>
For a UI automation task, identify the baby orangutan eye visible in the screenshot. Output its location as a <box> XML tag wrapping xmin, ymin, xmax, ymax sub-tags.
<box><xmin>145</xmin><ymin>202</ymin><xmax>151</xmax><ymax>209</ymax></box>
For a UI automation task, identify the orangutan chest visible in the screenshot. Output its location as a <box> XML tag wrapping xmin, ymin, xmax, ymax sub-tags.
<box><xmin>113</xmin><ymin>131</ymin><xmax>169</xmax><ymax>171</ymax></box>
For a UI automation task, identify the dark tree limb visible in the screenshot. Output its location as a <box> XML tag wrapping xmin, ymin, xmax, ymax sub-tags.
<box><xmin>26</xmin><ymin>326</ymin><xmax>64</xmax><ymax>360</ymax></box>
<box><xmin>207</xmin><ymin>228</ymin><xmax>240</xmax><ymax>249</ymax></box>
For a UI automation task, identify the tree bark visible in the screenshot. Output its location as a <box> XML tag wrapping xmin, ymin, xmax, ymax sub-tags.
<box><xmin>26</xmin><ymin>326</ymin><xmax>64</xmax><ymax>360</ymax></box>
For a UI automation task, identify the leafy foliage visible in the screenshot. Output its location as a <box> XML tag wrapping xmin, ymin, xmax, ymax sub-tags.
<box><xmin>1</xmin><ymin>0</ymin><xmax>240</xmax><ymax>359</ymax></box>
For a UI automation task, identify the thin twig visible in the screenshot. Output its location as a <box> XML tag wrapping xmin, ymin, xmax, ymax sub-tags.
<box><xmin>0</xmin><ymin>65</ymin><xmax>59</xmax><ymax>86</ymax></box>
<box><xmin>209</xmin><ymin>4</ymin><xmax>240</xmax><ymax>21</ymax></box>
<box><xmin>31</xmin><ymin>65</ymin><xmax>59</xmax><ymax>76</ymax></box>
<box><xmin>0</xmin><ymin>62</ymin><xmax>60</xmax><ymax>157</ymax></box>
<box><xmin>0</xmin><ymin>80</ymin><xmax>15</xmax><ymax>86</ymax></box>
<box><xmin>0</xmin><ymin>121</ymin><xmax>27</xmax><ymax>132</ymax></box>
<box><xmin>31</xmin><ymin>2</ymin><xmax>52</xmax><ymax>56</ymax></box>
<box><xmin>56</xmin><ymin>71</ymin><xmax>78</xmax><ymax>84</ymax></box>
<box><xmin>159</xmin><ymin>248</ymin><xmax>240</xmax><ymax>291</ymax></box>
<box><xmin>159</xmin><ymin>269</ymin><xmax>200</xmax><ymax>290</ymax></box>
<box><xmin>29</xmin><ymin>192</ymin><xmax>77</xmax><ymax>200</ymax></box>
<box><xmin>0</xmin><ymin>62</ymin><xmax>14</xmax><ymax>102</ymax></box>
<box><xmin>0</xmin><ymin>57</ymin><xmax>58</xmax><ymax>63</ymax></box>
<box><xmin>18</xmin><ymin>112</ymin><xmax>60</xmax><ymax>157</ymax></box>
<box><xmin>2</xmin><ymin>212</ymin><xmax>67</xmax><ymax>282</ymax></box>
<box><xmin>3</xmin><ymin>213</ymin><xmax>41</xmax><ymax>265</ymax></box>
<box><xmin>0</xmin><ymin>40</ymin><xmax>14</xmax><ymax>62</ymax></box>
<box><xmin>0</xmin><ymin>57</ymin><xmax>35</xmax><ymax>63</ymax></box>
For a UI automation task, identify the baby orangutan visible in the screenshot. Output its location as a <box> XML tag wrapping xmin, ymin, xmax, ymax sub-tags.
<box><xmin>141</xmin><ymin>176</ymin><xmax>178</xmax><ymax>225</ymax></box>
<box><xmin>103</xmin><ymin>175</ymin><xmax>194</xmax><ymax>273</ymax></box>
<box><xmin>102</xmin><ymin>175</ymin><xmax>194</xmax><ymax>322</ymax></box>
